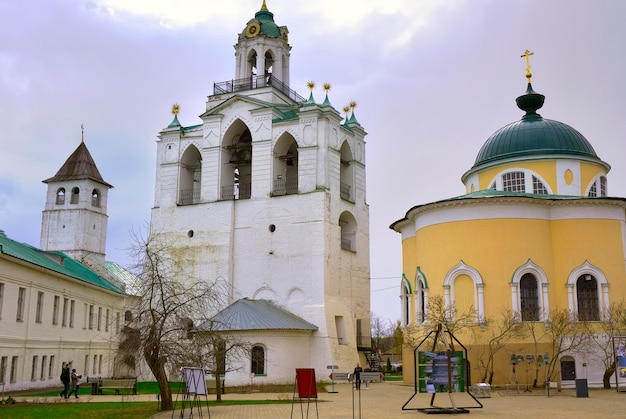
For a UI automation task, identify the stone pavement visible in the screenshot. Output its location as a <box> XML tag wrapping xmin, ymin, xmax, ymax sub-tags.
<box><xmin>13</xmin><ymin>382</ymin><xmax>625</xmax><ymax>418</ymax></box>
<box><xmin>149</xmin><ymin>382</ymin><xmax>625</xmax><ymax>419</ymax></box>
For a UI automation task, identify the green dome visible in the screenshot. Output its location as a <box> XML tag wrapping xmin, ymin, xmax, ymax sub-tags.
<box><xmin>471</xmin><ymin>84</ymin><xmax>603</xmax><ymax>170</ymax></box>
<box><xmin>240</xmin><ymin>3</ymin><xmax>285</xmax><ymax>40</ymax></box>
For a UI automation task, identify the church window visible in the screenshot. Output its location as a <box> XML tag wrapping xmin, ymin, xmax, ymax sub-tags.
<box><xmin>415</xmin><ymin>271</ymin><xmax>427</xmax><ymax>324</ymax></box>
<box><xmin>124</xmin><ymin>310</ymin><xmax>133</xmax><ymax>322</ymax></box>
<box><xmin>502</xmin><ymin>172</ymin><xmax>525</xmax><ymax>192</ymax></box>
<box><xmin>91</xmin><ymin>189</ymin><xmax>101</xmax><ymax>207</ymax></box>
<box><xmin>273</xmin><ymin>134</ymin><xmax>298</xmax><ymax>196</ymax></box>
<box><xmin>251</xmin><ymin>345</ymin><xmax>265</xmax><ymax>375</ymax></box>
<box><xmin>560</xmin><ymin>356</ymin><xmax>576</xmax><ymax>380</ymax></box>
<box><xmin>339</xmin><ymin>212</ymin><xmax>357</xmax><ymax>252</ymax></box>
<box><xmin>588</xmin><ymin>183</ymin><xmax>597</xmax><ymax>197</ymax></box>
<box><xmin>489</xmin><ymin>182</ymin><xmax>496</xmax><ymax>190</ymax></box>
<box><xmin>36</xmin><ymin>291</ymin><xmax>44</xmax><ymax>323</ymax></box>
<box><xmin>178</xmin><ymin>145</ymin><xmax>202</xmax><ymax>205</ymax></box>
<box><xmin>17</xmin><ymin>287</ymin><xmax>26</xmax><ymax>321</ymax></box>
<box><xmin>335</xmin><ymin>316</ymin><xmax>347</xmax><ymax>344</ymax></box>
<box><xmin>587</xmin><ymin>176</ymin><xmax>607</xmax><ymax>197</ymax></box>
<box><xmin>520</xmin><ymin>273</ymin><xmax>539</xmax><ymax>321</ymax></box>
<box><xmin>576</xmin><ymin>275</ymin><xmax>599</xmax><ymax>321</ymax></box>
<box><xmin>56</xmin><ymin>188</ymin><xmax>65</xmax><ymax>205</ymax></box>
<box><xmin>221</xmin><ymin>121</ymin><xmax>252</xmax><ymax>200</ymax></box>
<box><xmin>339</xmin><ymin>142</ymin><xmax>354</xmax><ymax>202</ymax></box>
<box><xmin>401</xmin><ymin>280</ymin><xmax>410</xmax><ymax>326</ymax></box>
<box><xmin>70</xmin><ymin>187</ymin><xmax>80</xmax><ymax>204</ymax></box>
<box><xmin>532</xmin><ymin>176</ymin><xmax>548</xmax><ymax>194</ymax></box>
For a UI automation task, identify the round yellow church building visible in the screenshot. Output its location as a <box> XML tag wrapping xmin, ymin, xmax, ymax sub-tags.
<box><xmin>391</xmin><ymin>59</ymin><xmax>626</xmax><ymax>390</ymax></box>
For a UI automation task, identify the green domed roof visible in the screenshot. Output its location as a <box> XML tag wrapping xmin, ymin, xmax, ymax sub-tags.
<box><xmin>239</xmin><ymin>2</ymin><xmax>286</xmax><ymax>40</ymax></box>
<box><xmin>471</xmin><ymin>83</ymin><xmax>605</xmax><ymax>170</ymax></box>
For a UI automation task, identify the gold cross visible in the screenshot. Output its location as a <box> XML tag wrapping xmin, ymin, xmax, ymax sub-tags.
<box><xmin>521</xmin><ymin>50</ymin><xmax>534</xmax><ymax>82</ymax></box>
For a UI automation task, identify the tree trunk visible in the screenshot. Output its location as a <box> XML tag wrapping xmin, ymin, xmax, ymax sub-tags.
<box><xmin>215</xmin><ymin>374</ymin><xmax>222</xmax><ymax>402</ymax></box>
<box><xmin>603</xmin><ymin>364</ymin><xmax>615</xmax><ymax>389</ymax></box>
<box><xmin>144</xmin><ymin>343</ymin><xmax>173</xmax><ymax>411</ymax></box>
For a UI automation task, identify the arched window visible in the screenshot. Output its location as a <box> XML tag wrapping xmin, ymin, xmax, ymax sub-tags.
<box><xmin>415</xmin><ymin>268</ymin><xmax>428</xmax><ymax>324</ymax></box>
<box><xmin>178</xmin><ymin>145</ymin><xmax>202</xmax><ymax>205</ymax></box>
<box><xmin>221</xmin><ymin>120</ymin><xmax>252</xmax><ymax>200</ymax></box>
<box><xmin>400</xmin><ymin>275</ymin><xmax>411</xmax><ymax>326</ymax></box>
<box><xmin>576</xmin><ymin>275</ymin><xmax>599</xmax><ymax>321</ymax></box>
<box><xmin>532</xmin><ymin>176</ymin><xmax>548</xmax><ymax>194</ymax></box>
<box><xmin>511</xmin><ymin>260</ymin><xmax>549</xmax><ymax>321</ymax></box>
<box><xmin>339</xmin><ymin>211</ymin><xmax>357</xmax><ymax>252</ymax></box>
<box><xmin>502</xmin><ymin>171</ymin><xmax>525</xmax><ymax>192</ymax></box>
<box><xmin>339</xmin><ymin>141</ymin><xmax>354</xmax><ymax>202</ymax></box>
<box><xmin>273</xmin><ymin>133</ymin><xmax>298</xmax><ymax>196</ymax></box>
<box><xmin>91</xmin><ymin>189</ymin><xmax>101</xmax><ymax>207</ymax></box>
<box><xmin>251</xmin><ymin>345</ymin><xmax>265</xmax><ymax>375</ymax></box>
<box><xmin>587</xmin><ymin>175</ymin><xmax>608</xmax><ymax>197</ymax></box>
<box><xmin>489</xmin><ymin>169</ymin><xmax>552</xmax><ymax>194</ymax></box>
<box><xmin>443</xmin><ymin>261</ymin><xmax>485</xmax><ymax>323</ymax></box>
<box><xmin>70</xmin><ymin>187</ymin><xmax>80</xmax><ymax>204</ymax></box>
<box><xmin>124</xmin><ymin>310</ymin><xmax>133</xmax><ymax>322</ymax></box>
<box><xmin>56</xmin><ymin>188</ymin><xmax>66</xmax><ymax>205</ymax></box>
<box><xmin>520</xmin><ymin>273</ymin><xmax>539</xmax><ymax>321</ymax></box>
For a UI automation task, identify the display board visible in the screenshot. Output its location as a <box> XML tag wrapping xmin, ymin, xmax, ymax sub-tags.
<box><xmin>614</xmin><ymin>336</ymin><xmax>626</xmax><ymax>391</ymax></box>
<box><xmin>417</xmin><ymin>350</ymin><xmax>465</xmax><ymax>393</ymax></box>
<box><xmin>295</xmin><ymin>368</ymin><xmax>317</xmax><ymax>398</ymax></box>
<box><xmin>183</xmin><ymin>367</ymin><xmax>207</xmax><ymax>396</ymax></box>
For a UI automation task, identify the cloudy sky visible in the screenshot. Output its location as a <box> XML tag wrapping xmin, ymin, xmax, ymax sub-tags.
<box><xmin>1</xmin><ymin>0</ymin><xmax>625</xmax><ymax>324</ymax></box>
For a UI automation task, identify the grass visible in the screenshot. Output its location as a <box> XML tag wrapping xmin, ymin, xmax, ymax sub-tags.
<box><xmin>2</xmin><ymin>381</ymin><xmax>306</xmax><ymax>419</ymax></box>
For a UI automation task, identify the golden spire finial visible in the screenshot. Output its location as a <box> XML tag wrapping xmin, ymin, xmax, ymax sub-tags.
<box><xmin>172</xmin><ymin>103</ymin><xmax>180</xmax><ymax>115</ymax></box>
<box><xmin>323</xmin><ymin>82</ymin><xmax>331</xmax><ymax>93</ymax></box>
<box><xmin>81</xmin><ymin>123</ymin><xmax>84</xmax><ymax>143</ymax></box>
<box><xmin>307</xmin><ymin>80</ymin><xmax>315</xmax><ymax>91</ymax></box>
<box><xmin>521</xmin><ymin>49</ymin><xmax>534</xmax><ymax>83</ymax></box>
<box><xmin>349</xmin><ymin>100</ymin><xmax>357</xmax><ymax>110</ymax></box>
<box><xmin>343</xmin><ymin>105</ymin><xmax>350</xmax><ymax>119</ymax></box>
<box><xmin>261</xmin><ymin>0</ymin><xmax>268</xmax><ymax>10</ymax></box>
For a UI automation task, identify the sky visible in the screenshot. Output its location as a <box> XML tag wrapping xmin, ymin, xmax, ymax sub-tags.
<box><xmin>1</xmin><ymin>0</ymin><xmax>625</xmax><ymax>325</ymax></box>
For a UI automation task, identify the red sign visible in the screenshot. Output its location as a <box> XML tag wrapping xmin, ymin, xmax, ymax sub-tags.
<box><xmin>296</xmin><ymin>368</ymin><xmax>317</xmax><ymax>398</ymax></box>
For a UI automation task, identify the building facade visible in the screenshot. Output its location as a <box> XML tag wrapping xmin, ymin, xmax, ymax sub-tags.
<box><xmin>0</xmin><ymin>139</ymin><xmax>127</xmax><ymax>392</ymax></box>
<box><xmin>148</xmin><ymin>2</ymin><xmax>371</xmax><ymax>385</ymax></box>
<box><xmin>391</xmin><ymin>65</ymin><xmax>626</xmax><ymax>388</ymax></box>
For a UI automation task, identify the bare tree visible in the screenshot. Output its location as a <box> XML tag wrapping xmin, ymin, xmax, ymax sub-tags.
<box><xmin>472</xmin><ymin>308</ymin><xmax>526</xmax><ymax>385</ymax></box>
<box><xmin>540</xmin><ymin>308</ymin><xmax>591</xmax><ymax>386</ymax></box>
<box><xmin>586</xmin><ymin>302</ymin><xmax>626</xmax><ymax>388</ymax></box>
<box><xmin>123</xmin><ymin>229</ymin><xmax>226</xmax><ymax>411</ymax></box>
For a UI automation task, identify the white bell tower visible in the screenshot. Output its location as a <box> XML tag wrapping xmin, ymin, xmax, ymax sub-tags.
<box><xmin>234</xmin><ymin>0</ymin><xmax>291</xmax><ymax>85</ymax></box>
<box><xmin>40</xmin><ymin>133</ymin><xmax>112</xmax><ymax>261</ymax></box>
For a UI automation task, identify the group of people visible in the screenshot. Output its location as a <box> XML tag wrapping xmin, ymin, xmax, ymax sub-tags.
<box><xmin>59</xmin><ymin>361</ymin><xmax>82</xmax><ymax>399</ymax></box>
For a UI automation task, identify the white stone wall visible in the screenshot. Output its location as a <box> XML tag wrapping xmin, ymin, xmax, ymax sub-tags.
<box><xmin>0</xmin><ymin>256</ymin><xmax>125</xmax><ymax>392</ymax></box>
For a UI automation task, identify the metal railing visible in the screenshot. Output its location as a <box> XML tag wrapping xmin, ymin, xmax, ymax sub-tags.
<box><xmin>179</xmin><ymin>188</ymin><xmax>200</xmax><ymax>205</ymax></box>
<box><xmin>221</xmin><ymin>183</ymin><xmax>251</xmax><ymax>200</ymax></box>
<box><xmin>356</xmin><ymin>335</ymin><xmax>372</xmax><ymax>351</ymax></box>
<box><xmin>213</xmin><ymin>75</ymin><xmax>306</xmax><ymax>103</ymax></box>
<box><xmin>273</xmin><ymin>178</ymin><xmax>298</xmax><ymax>196</ymax></box>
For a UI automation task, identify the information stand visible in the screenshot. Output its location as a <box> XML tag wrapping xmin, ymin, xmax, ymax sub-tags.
<box><xmin>173</xmin><ymin>367</ymin><xmax>210</xmax><ymax>419</ymax></box>
<box><xmin>290</xmin><ymin>368</ymin><xmax>319</xmax><ymax>419</ymax></box>
<box><xmin>402</xmin><ymin>324</ymin><xmax>482</xmax><ymax>414</ymax></box>
<box><xmin>613</xmin><ymin>336</ymin><xmax>626</xmax><ymax>392</ymax></box>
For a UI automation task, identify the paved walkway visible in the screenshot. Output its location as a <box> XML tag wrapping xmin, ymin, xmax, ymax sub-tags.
<box><xmin>13</xmin><ymin>382</ymin><xmax>625</xmax><ymax>418</ymax></box>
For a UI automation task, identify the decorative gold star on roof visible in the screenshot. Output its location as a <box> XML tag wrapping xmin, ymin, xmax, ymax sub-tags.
<box><xmin>307</xmin><ymin>81</ymin><xmax>315</xmax><ymax>91</ymax></box>
<box><xmin>323</xmin><ymin>82</ymin><xmax>331</xmax><ymax>93</ymax></box>
<box><xmin>343</xmin><ymin>105</ymin><xmax>350</xmax><ymax>118</ymax></box>
<box><xmin>172</xmin><ymin>103</ymin><xmax>180</xmax><ymax>115</ymax></box>
<box><xmin>349</xmin><ymin>100</ymin><xmax>357</xmax><ymax>110</ymax></box>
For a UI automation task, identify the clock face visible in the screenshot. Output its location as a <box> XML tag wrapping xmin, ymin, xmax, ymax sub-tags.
<box><xmin>246</xmin><ymin>22</ymin><xmax>260</xmax><ymax>38</ymax></box>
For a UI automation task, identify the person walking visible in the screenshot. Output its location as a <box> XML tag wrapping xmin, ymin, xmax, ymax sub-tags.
<box><xmin>60</xmin><ymin>362</ymin><xmax>71</xmax><ymax>398</ymax></box>
<box><xmin>353</xmin><ymin>363</ymin><xmax>363</xmax><ymax>390</ymax></box>
<box><xmin>67</xmin><ymin>368</ymin><xmax>82</xmax><ymax>398</ymax></box>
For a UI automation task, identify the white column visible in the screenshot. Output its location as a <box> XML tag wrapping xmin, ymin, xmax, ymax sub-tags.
<box><xmin>477</xmin><ymin>283</ymin><xmax>485</xmax><ymax>322</ymax></box>
<box><xmin>541</xmin><ymin>283</ymin><xmax>550</xmax><ymax>321</ymax></box>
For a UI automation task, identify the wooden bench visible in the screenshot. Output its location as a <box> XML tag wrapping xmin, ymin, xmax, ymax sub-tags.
<box><xmin>99</xmin><ymin>378</ymin><xmax>137</xmax><ymax>395</ymax></box>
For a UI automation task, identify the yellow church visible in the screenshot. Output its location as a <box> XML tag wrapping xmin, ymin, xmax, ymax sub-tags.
<box><xmin>390</xmin><ymin>53</ymin><xmax>626</xmax><ymax>390</ymax></box>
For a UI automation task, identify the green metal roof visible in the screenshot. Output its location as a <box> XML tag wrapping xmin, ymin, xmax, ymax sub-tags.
<box><xmin>0</xmin><ymin>230</ymin><xmax>125</xmax><ymax>294</ymax></box>
<box><xmin>470</xmin><ymin>83</ymin><xmax>607</xmax><ymax>171</ymax></box>
<box><xmin>200</xmin><ymin>298</ymin><xmax>318</xmax><ymax>332</ymax></box>
<box><xmin>239</xmin><ymin>2</ymin><xmax>286</xmax><ymax>40</ymax></box>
